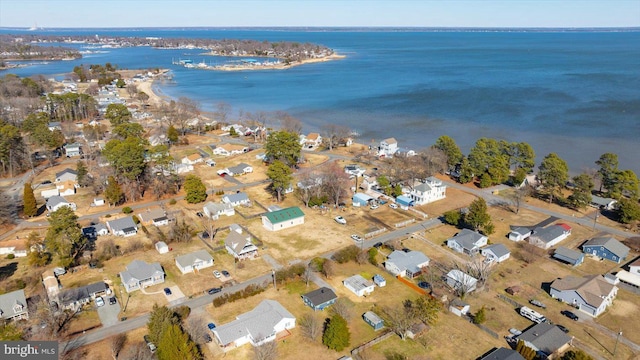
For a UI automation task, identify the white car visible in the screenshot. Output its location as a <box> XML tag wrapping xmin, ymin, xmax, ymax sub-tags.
<box><xmin>370</xmin><ymin>204</ymin><xmax>379</xmax><ymax>210</ymax></box>
<box><xmin>334</xmin><ymin>216</ymin><xmax>347</xmax><ymax>225</ymax></box>
<box><xmin>389</xmin><ymin>203</ymin><xmax>398</xmax><ymax>209</ymax></box>
<box><xmin>213</xmin><ymin>270</ymin><xmax>221</xmax><ymax>278</ymax></box>
<box><xmin>95</xmin><ymin>296</ymin><xmax>105</xmax><ymax>307</ymax></box>
<box><xmin>350</xmin><ymin>234</ymin><xmax>364</xmax><ymax>242</ymax></box>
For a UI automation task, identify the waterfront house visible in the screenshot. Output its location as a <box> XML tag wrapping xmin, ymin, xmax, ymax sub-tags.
<box><xmin>175</xmin><ymin>250</ymin><xmax>214</xmax><ymax>274</ymax></box>
<box><xmin>445</xmin><ymin>269</ymin><xmax>477</xmax><ymax>293</ymax></box>
<box><xmin>378</xmin><ymin>138</ymin><xmax>398</xmax><ymax>157</ymax></box>
<box><xmin>582</xmin><ymin>236</ymin><xmax>629</xmax><ymax>264</ymax></box>
<box><xmin>409</xmin><ymin>177</ymin><xmax>446</xmax><ymax>205</ymax></box>
<box><xmin>212</xmin><ymin>143</ymin><xmax>248</xmax><ymax>156</ymax></box>
<box><xmin>225</xmin><ymin>230</ymin><xmax>258</xmax><ymax>260</ymax></box>
<box><xmin>550</xmin><ymin>275</ymin><xmax>617</xmax><ymax>317</ymax></box>
<box><xmin>385</xmin><ymin>250</ymin><xmax>430</xmax><ymax>278</ymax></box>
<box><xmin>222</xmin><ymin>192</ymin><xmax>251</xmax><ymax>207</ymax></box>
<box><xmin>301</xmin><ymin>287</ymin><xmax>337</xmax><ymax>311</ymax></box>
<box><xmin>363</xmin><ymin>311</ymin><xmax>384</xmax><ymax>331</ymax></box>
<box><xmin>481</xmin><ymin>244</ymin><xmax>511</xmax><ymax>263</ymax></box>
<box><xmin>553</xmin><ymin>247</ymin><xmax>584</xmax><ymax>266</ymax></box>
<box><xmin>343</xmin><ymin>275</ymin><xmax>375</xmax><ymax>297</ymax></box>
<box><xmin>446</xmin><ymin>229</ymin><xmax>488</xmax><ymax>255</ymax></box>
<box><xmin>517</xmin><ymin>323</ymin><xmax>571</xmax><ymax>359</ymax></box>
<box><xmin>203</xmin><ymin>202</ymin><xmax>235</xmax><ymax>219</ymax></box>
<box><xmin>181</xmin><ymin>153</ymin><xmax>203</xmax><ymax>165</ymax></box>
<box><xmin>0</xmin><ymin>290</ymin><xmax>29</xmax><ymax>321</ymax></box>
<box><xmin>303</xmin><ymin>132</ymin><xmax>322</xmax><ymax>149</ymax></box>
<box><xmin>106</xmin><ymin>216</ymin><xmax>138</xmax><ymax>237</ymax></box>
<box><xmin>528</xmin><ymin>224</ymin><xmax>571</xmax><ymax>249</ymax></box>
<box><xmin>119</xmin><ymin>260</ymin><xmax>165</xmax><ymax>293</ymax></box>
<box><xmin>212</xmin><ymin>300</ymin><xmax>295</xmax><ymax>349</ymax></box>
<box><xmin>262</xmin><ymin>206</ymin><xmax>305</xmax><ymax>231</ymax></box>
<box><xmin>55</xmin><ymin>168</ymin><xmax>77</xmax><ymax>183</ymax></box>
<box><xmin>46</xmin><ymin>195</ymin><xmax>77</xmax><ymax>212</ymax></box>
<box><xmin>508</xmin><ymin>227</ymin><xmax>532</xmax><ymax>242</ymax></box>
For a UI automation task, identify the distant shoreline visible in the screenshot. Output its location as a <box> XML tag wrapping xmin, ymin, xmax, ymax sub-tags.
<box><xmin>197</xmin><ymin>53</ymin><xmax>346</xmax><ymax>71</ymax></box>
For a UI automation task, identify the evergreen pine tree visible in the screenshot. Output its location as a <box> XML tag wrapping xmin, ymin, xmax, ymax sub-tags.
<box><xmin>76</xmin><ymin>160</ymin><xmax>88</xmax><ymax>187</ymax></box>
<box><xmin>104</xmin><ymin>176</ymin><xmax>124</xmax><ymax>206</ymax></box>
<box><xmin>23</xmin><ymin>183</ymin><xmax>37</xmax><ymax>217</ymax></box>
<box><xmin>157</xmin><ymin>323</ymin><xmax>202</xmax><ymax>360</ymax></box>
<box><xmin>322</xmin><ymin>314</ymin><xmax>350</xmax><ymax>351</ymax></box>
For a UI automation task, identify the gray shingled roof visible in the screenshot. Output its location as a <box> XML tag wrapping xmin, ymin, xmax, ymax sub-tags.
<box><xmin>107</xmin><ymin>216</ymin><xmax>137</xmax><ymax>232</ymax></box>
<box><xmin>0</xmin><ymin>289</ymin><xmax>27</xmax><ymax>320</ymax></box>
<box><xmin>213</xmin><ymin>300</ymin><xmax>294</xmax><ymax>345</ymax></box>
<box><xmin>387</xmin><ymin>250</ymin><xmax>430</xmax><ymax>274</ymax></box>
<box><xmin>227</xmin><ymin>163</ymin><xmax>251</xmax><ymax>175</ymax></box>
<box><xmin>46</xmin><ymin>195</ymin><xmax>70</xmax><ymax>209</ymax></box>
<box><xmin>223</xmin><ymin>192</ymin><xmax>249</xmax><ymax>204</ymax></box>
<box><xmin>480</xmin><ymin>348</ymin><xmax>525</xmax><ymax>360</ymax></box>
<box><xmin>58</xmin><ymin>282</ymin><xmax>108</xmax><ymax>306</ymax></box>
<box><xmin>175</xmin><ymin>250</ymin><xmax>213</xmax><ymax>269</ymax></box>
<box><xmin>449</xmin><ymin>229</ymin><xmax>486</xmax><ymax>251</ymax></box>
<box><xmin>583</xmin><ymin>236</ymin><xmax>630</xmax><ymax>259</ymax></box>
<box><xmin>120</xmin><ymin>260</ymin><xmax>163</xmax><ymax>284</ymax></box>
<box><xmin>483</xmin><ymin>244</ymin><xmax>510</xmax><ymax>258</ymax></box>
<box><xmin>55</xmin><ymin>168</ymin><xmax>77</xmax><ymax>179</ymax></box>
<box><xmin>554</xmin><ymin>246</ymin><xmax>583</xmax><ymax>262</ymax></box>
<box><xmin>531</xmin><ymin>224</ymin><xmax>571</xmax><ymax>243</ymax></box>
<box><xmin>302</xmin><ymin>287</ymin><xmax>337</xmax><ymax>307</ymax></box>
<box><xmin>518</xmin><ymin>323</ymin><xmax>571</xmax><ymax>355</ymax></box>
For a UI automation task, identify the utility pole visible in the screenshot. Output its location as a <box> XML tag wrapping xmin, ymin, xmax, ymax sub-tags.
<box><xmin>614</xmin><ymin>330</ymin><xmax>622</xmax><ymax>356</ymax></box>
<box><xmin>272</xmin><ymin>269</ymin><xmax>276</xmax><ymax>290</ymax></box>
<box><xmin>592</xmin><ymin>209</ymin><xmax>600</xmax><ymax>230</ymax></box>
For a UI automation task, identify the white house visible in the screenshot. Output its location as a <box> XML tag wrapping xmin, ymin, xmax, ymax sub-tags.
<box><xmin>93</xmin><ymin>198</ymin><xmax>105</xmax><ymax>206</ymax></box>
<box><xmin>155</xmin><ymin>241</ymin><xmax>169</xmax><ymax>254</ymax></box>
<box><xmin>55</xmin><ymin>168</ymin><xmax>77</xmax><ymax>183</ymax></box>
<box><xmin>137</xmin><ymin>208</ymin><xmax>169</xmax><ymax>227</ymax></box>
<box><xmin>212</xmin><ymin>300</ymin><xmax>296</xmax><ymax>349</ymax></box>
<box><xmin>343</xmin><ymin>274</ymin><xmax>375</xmax><ymax>297</ymax></box>
<box><xmin>56</xmin><ymin>180</ymin><xmax>77</xmax><ymax>196</ymax></box>
<box><xmin>175</xmin><ymin>250</ymin><xmax>214</xmax><ymax>274</ymax></box>
<box><xmin>212</xmin><ymin>143</ymin><xmax>248</xmax><ymax>156</ymax></box>
<box><xmin>218</xmin><ymin>163</ymin><xmax>253</xmax><ymax>176</ymax></box>
<box><xmin>262</xmin><ymin>207</ymin><xmax>305</xmax><ymax>231</ymax></box>
<box><xmin>173</xmin><ymin>163</ymin><xmax>194</xmax><ymax>174</ymax></box>
<box><xmin>48</xmin><ymin>122</ymin><xmax>62</xmax><ymax>131</ymax></box>
<box><xmin>590</xmin><ymin>195</ymin><xmax>617</xmax><ymax>210</ymax></box>
<box><xmin>508</xmin><ymin>227</ymin><xmax>532</xmax><ymax>242</ymax></box>
<box><xmin>225</xmin><ymin>230</ymin><xmax>258</xmax><ymax>260</ymax></box>
<box><xmin>119</xmin><ymin>260</ymin><xmax>165</xmax><ymax>293</ymax></box>
<box><xmin>378</xmin><ymin>137</ymin><xmax>398</xmax><ymax>157</ymax></box>
<box><xmin>181</xmin><ymin>153</ymin><xmax>203</xmax><ymax>165</ymax></box>
<box><xmin>222</xmin><ymin>192</ymin><xmax>251</xmax><ymax>207</ymax></box>
<box><xmin>303</xmin><ymin>132</ymin><xmax>322</xmax><ymax>149</ymax></box>
<box><xmin>409</xmin><ymin>177</ymin><xmax>446</xmax><ymax>205</ymax></box>
<box><xmin>445</xmin><ymin>269</ymin><xmax>478</xmax><ymax>293</ymax></box>
<box><xmin>203</xmin><ymin>202</ymin><xmax>235</xmax><ymax>219</ymax></box>
<box><xmin>106</xmin><ymin>216</ymin><xmax>138</xmax><ymax>237</ymax></box>
<box><xmin>46</xmin><ymin>195</ymin><xmax>77</xmax><ymax>212</ymax></box>
<box><xmin>480</xmin><ymin>244</ymin><xmax>511</xmax><ymax>263</ymax></box>
<box><xmin>529</xmin><ymin>224</ymin><xmax>572</xmax><ymax>249</ymax></box>
<box><xmin>385</xmin><ymin>250</ymin><xmax>430</xmax><ymax>278</ymax></box>
<box><xmin>446</xmin><ymin>229</ymin><xmax>488</xmax><ymax>255</ymax></box>
<box><xmin>0</xmin><ymin>239</ymin><xmax>28</xmax><ymax>258</ymax></box>
<box><xmin>40</xmin><ymin>186</ymin><xmax>60</xmax><ymax>199</ymax></box>
<box><xmin>449</xmin><ymin>298</ymin><xmax>470</xmax><ymax>317</ymax></box>
<box><xmin>63</xmin><ymin>143</ymin><xmax>82</xmax><ymax>157</ymax></box>
<box><xmin>0</xmin><ymin>290</ymin><xmax>29</xmax><ymax>321</ymax></box>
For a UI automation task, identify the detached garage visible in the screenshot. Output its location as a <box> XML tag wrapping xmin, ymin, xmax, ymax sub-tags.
<box><xmin>262</xmin><ymin>207</ymin><xmax>305</xmax><ymax>231</ymax></box>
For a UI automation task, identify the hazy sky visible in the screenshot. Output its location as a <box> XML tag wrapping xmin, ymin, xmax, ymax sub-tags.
<box><xmin>1</xmin><ymin>0</ymin><xmax>638</xmax><ymax>28</ymax></box>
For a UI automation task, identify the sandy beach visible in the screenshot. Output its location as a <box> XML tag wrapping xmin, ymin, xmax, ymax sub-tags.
<box><xmin>196</xmin><ymin>53</ymin><xmax>345</xmax><ymax>71</ymax></box>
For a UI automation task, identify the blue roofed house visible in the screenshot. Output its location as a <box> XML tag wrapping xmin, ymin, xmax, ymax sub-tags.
<box><xmin>119</xmin><ymin>260</ymin><xmax>165</xmax><ymax>293</ymax></box>
<box><xmin>262</xmin><ymin>206</ymin><xmax>304</xmax><ymax>231</ymax></box>
<box><xmin>582</xmin><ymin>236</ymin><xmax>630</xmax><ymax>264</ymax></box>
<box><xmin>301</xmin><ymin>287</ymin><xmax>337</xmax><ymax>311</ymax></box>
<box><xmin>352</xmin><ymin>192</ymin><xmax>374</xmax><ymax>207</ymax></box>
<box><xmin>553</xmin><ymin>246</ymin><xmax>585</xmax><ymax>266</ymax></box>
<box><xmin>447</xmin><ymin>229</ymin><xmax>488</xmax><ymax>255</ymax></box>
<box><xmin>480</xmin><ymin>244</ymin><xmax>511</xmax><ymax>263</ymax></box>
<box><xmin>395</xmin><ymin>195</ymin><xmax>414</xmax><ymax>210</ymax></box>
<box><xmin>385</xmin><ymin>250</ymin><xmax>430</xmax><ymax>278</ymax></box>
<box><xmin>222</xmin><ymin>192</ymin><xmax>251</xmax><ymax>207</ymax></box>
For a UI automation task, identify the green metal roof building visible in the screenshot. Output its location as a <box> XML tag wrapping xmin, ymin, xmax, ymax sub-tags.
<box><xmin>262</xmin><ymin>206</ymin><xmax>305</xmax><ymax>231</ymax></box>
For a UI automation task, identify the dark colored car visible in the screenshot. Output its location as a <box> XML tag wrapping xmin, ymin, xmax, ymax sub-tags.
<box><xmin>373</xmin><ymin>242</ymin><xmax>383</xmax><ymax>248</ymax></box>
<box><xmin>221</xmin><ymin>270</ymin><xmax>230</xmax><ymax>277</ymax></box>
<box><xmin>196</xmin><ymin>212</ymin><xmax>204</xmax><ymax>217</ymax></box>
<box><xmin>109</xmin><ymin>297</ymin><xmax>117</xmax><ymax>305</ymax></box>
<box><xmin>203</xmin><ymin>333</ymin><xmax>212</xmax><ymax>343</ymax></box>
<box><xmin>207</xmin><ymin>322</ymin><xmax>216</xmax><ymax>330</ymax></box>
<box><xmin>164</xmin><ymin>287</ymin><xmax>172</xmax><ymax>296</ymax></box>
<box><xmin>41</xmin><ymin>180</ymin><xmax>52</xmax><ymax>185</ymax></box>
<box><xmin>561</xmin><ymin>310</ymin><xmax>579</xmax><ymax>321</ymax></box>
<box><xmin>207</xmin><ymin>287</ymin><xmax>222</xmax><ymax>295</ymax></box>
<box><xmin>556</xmin><ymin>324</ymin><xmax>569</xmax><ymax>333</ymax></box>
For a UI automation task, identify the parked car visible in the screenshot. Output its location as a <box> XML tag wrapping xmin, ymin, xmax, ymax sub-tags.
<box><xmin>203</xmin><ymin>333</ymin><xmax>212</xmax><ymax>343</ymax></box>
<box><xmin>41</xmin><ymin>180</ymin><xmax>52</xmax><ymax>185</ymax></box>
<box><xmin>370</xmin><ymin>204</ymin><xmax>379</xmax><ymax>210</ymax></box>
<box><xmin>373</xmin><ymin>242</ymin><xmax>383</xmax><ymax>248</ymax></box>
<box><xmin>509</xmin><ymin>328</ymin><xmax>522</xmax><ymax>336</ymax></box>
<box><xmin>207</xmin><ymin>287</ymin><xmax>222</xmax><ymax>295</ymax></box>
<box><xmin>389</xmin><ymin>203</ymin><xmax>398</xmax><ymax>209</ymax></box>
<box><xmin>207</xmin><ymin>322</ymin><xmax>216</xmax><ymax>330</ymax></box>
<box><xmin>196</xmin><ymin>211</ymin><xmax>204</xmax><ymax>218</ymax></box>
<box><xmin>95</xmin><ymin>296</ymin><xmax>105</xmax><ymax>307</ymax></box>
<box><xmin>108</xmin><ymin>297</ymin><xmax>117</xmax><ymax>305</ymax></box>
<box><xmin>221</xmin><ymin>270</ymin><xmax>230</xmax><ymax>277</ymax></box>
<box><xmin>163</xmin><ymin>287</ymin><xmax>172</xmax><ymax>296</ymax></box>
<box><xmin>350</xmin><ymin>234</ymin><xmax>364</xmax><ymax>242</ymax></box>
<box><xmin>561</xmin><ymin>310</ymin><xmax>579</xmax><ymax>321</ymax></box>
<box><xmin>143</xmin><ymin>335</ymin><xmax>156</xmax><ymax>353</ymax></box>
<box><xmin>334</xmin><ymin>216</ymin><xmax>347</xmax><ymax>225</ymax></box>
<box><xmin>213</xmin><ymin>270</ymin><xmax>221</xmax><ymax>278</ymax></box>
<box><xmin>529</xmin><ymin>299</ymin><xmax>547</xmax><ymax>309</ymax></box>
<box><xmin>556</xmin><ymin>324</ymin><xmax>570</xmax><ymax>333</ymax></box>
<box><xmin>53</xmin><ymin>267</ymin><xmax>66</xmax><ymax>276</ymax></box>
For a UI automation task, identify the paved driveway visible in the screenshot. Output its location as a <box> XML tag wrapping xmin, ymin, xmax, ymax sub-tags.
<box><xmin>164</xmin><ymin>285</ymin><xmax>186</xmax><ymax>305</ymax></box>
<box><xmin>97</xmin><ymin>297</ymin><xmax>121</xmax><ymax>327</ymax></box>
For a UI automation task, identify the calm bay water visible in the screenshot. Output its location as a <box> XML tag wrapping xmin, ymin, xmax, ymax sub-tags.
<box><xmin>2</xmin><ymin>28</ymin><xmax>639</xmax><ymax>174</ymax></box>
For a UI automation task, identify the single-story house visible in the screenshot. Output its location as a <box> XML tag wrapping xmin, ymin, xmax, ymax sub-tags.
<box><xmin>212</xmin><ymin>143</ymin><xmax>248</xmax><ymax>156</ymax></box>
<box><xmin>373</xmin><ymin>274</ymin><xmax>386</xmax><ymax>287</ymax></box>
<box><xmin>301</xmin><ymin>287</ymin><xmax>337</xmax><ymax>311</ymax></box>
<box><xmin>550</xmin><ymin>275</ymin><xmax>618</xmax><ymax>317</ymax></box>
<box><xmin>222</xmin><ymin>192</ymin><xmax>251</xmax><ymax>207</ymax></box>
<box><xmin>449</xmin><ymin>298</ymin><xmax>470</xmax><ymax>317</ymax></box>
<box><xmin>94</xmin><ymin>223</ymin><xmax>109</xmax><ymax>236</ymax></box>
<box><xmin>155</xmin><ymin>241</ymin><xmax>169</xmax><ymax>254</ymax></box>
<box><xmin>64</xmin><ymin>143</ymin><xmax>82</xmax><ymax>157</ymax></box>
<box><xmin>262</xmin><ymin>206</ymin><xmax>305</xmax><ymax>231</ymax></box>
<box><xmin>106</xmin><ymin>216</ymin><xmax>138</xmax><ymax>237</ymax></box>
<box><xmin>480</xmin><ymin>244</ymin><xmax>511</xmax><ymax>263</ymax></box>
<box><xmin>445</xmin><ymin>269</ymin><xmax>478</xmax><ymax>293</ymax></box>
<box><xmin>582</xmin><ymin>236</ymin><xmax>630</xmax><ymax>264</ymax></box>
<box><xmin>553</xmin><ymin>247</ymin><xmax>584</xmax><ymax>266</ymax></box>
<box><xmin>446</xmin><ymin>229</ymin><xmax>488</xmax><ymax>255</ymax></box>
<box><xmin>590</xmin><ymin>195</ymin><xmax>618</xmax><ymax>210</ymax></box>
<box><xmin>385</xmin><ymin>250</ymin><xmax>430</xmax><ymax>278</ymax></box>
<box><xmin>55</xmin><ymin>168</ymin><xmax>77</xmax><ymax>183</ymax></box>
<box><xmin>378</xmin><ymin>137</ymin><xmax>398</xmax><ymax>157</ymax></box>
<box><xmin>40</xmin><ymin>185</ymin><xmax>60</xmax><ymax>199</ymax></box>
<box><xmin>479</xmin><ymin>347</ymin><xmax>526</xmax><ymax>360</ymax></box>
<box><xmin>56</xmin><ymin>180</ymin><xmax>78</xmax><ymax>196</ymax></box>
<box><xmin>226</xmin><ymin>163</ymin><xmax>254</xmax><ymax>176</ymax></box>
<box><xmin>343</xmin><ymin>274</ymin><xmax>375</xmax><ymax>297</ymax></box>
<box><xmin>344</xmin><ymin>164</ymin><xmax>366</xmax><ymax>177</ymax></box>
<box><xmin>517</xmin><ymin>322</ymin><xmax>572</xmax><ymax>358</ymax></box>
<box><xmin>137</xmin><ymin>207</ymin><xmax>169</xmax><ymax>227</ymax></box>
<box><xmin>174</xmin><ymin>163</ymin><xmax>193</xmax><ymax>174</ymax></box>
<box><xmin>175</xmin><ymin>249</ymin><xmax>214</xmax><ymax>274</ymax></box>
<box><xmin>0</xmin><ymin>289</ymin><xmax>29</xmax><ymax>321</ymax></box>
<box><xmin>119</xmin><ymin>260</ymin><xmax>165</xmax><ymax>293</ymax></box>
<box><xmin>46</xmin><ymin>195</ymin><xmax>77</xmax><ymax>212</ymax></box>
<box><xmin>203</xmin><ymin>202</ymin><xmax>235</xmax><ymax>219</ymax></box>
<box><xmin>93</xmin><ymin>198</ymin><xmax>105</xmax><ymax>206</ymax></box>
<box><xmin>212</xmin><ymin>300</ymin><xmax>295</xmax><ymax>348</ymax></box>
<box><xmin>615</xmin><ymin>270</ymin><xmax>640</xmax><ymax>288</ymax></box>
<box><xmin>528</xmin><ymin>224</ymin><xmax>571</xmax><ymax>249</ymax></box>
<box><xmin>363</xmin><ymin>311</ymin><xmax>384</xmax><ymax>330</ymax></box>
<box><xmin>352</xmin><ymin>192</ymin><xmax>374</xmax><ymax>207</ymax></box>
<box><xmin>225</xmin><ymin>230</ymin><xmax>258</xmax><ymax>260</ymax></box>
<box><xmin>181</xmin><ymin>153</ymin><xmax>203</xmax><ymax>165</ymax></box>
<box><xmin>409</xmin><ymin>177</ymin><xmax>446</xmax><ymax>205</ymax></box>
<box><xmin>395</xmin><ymin>195</ymin><xmax>414</xmax><ymax>209</ymax></box>
<box><xmin>57</xmin><ymin>282</ymin><xmax>110</xmax><ymax>310</ymax></box>
<box><xmin>0</xmin><ymin>239</ymin><xmax>28</xmax><ymax>258</ymax></box>
<box><xmin>508</xmin><ymin>227</ymin><xmax>532</xmax><ymax>242</ymax></box>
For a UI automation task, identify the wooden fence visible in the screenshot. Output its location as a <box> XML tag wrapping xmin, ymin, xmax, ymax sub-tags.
<box><xmin>364</xmin><ymin>228</ymin><xmax>387</xmax><ymax>238</ymax></box>
<box><xmin>396</xmin><ymin>276</ymin><xmax>427</xmax><ymax>295</ymax></box>
<box><xmin>351</xmin><ymin>330</ymin><xmax>394</xmax><ymax>357</ymax></box>
<box><xmin>394</xmin><ymin>219</ymin><xmax>416</xmax><ymax>228</ymax></box>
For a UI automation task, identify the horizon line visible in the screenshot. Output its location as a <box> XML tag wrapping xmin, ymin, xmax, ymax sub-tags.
<box><xmin>1</xmin><ymin>25</ymin><xmax>639</xmax><ymax>30</ymax></box>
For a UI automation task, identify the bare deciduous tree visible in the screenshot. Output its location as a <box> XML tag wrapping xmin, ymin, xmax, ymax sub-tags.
<box><xmin>456</xmin><ymin>258</ymin><xmax>495</xmax><ymax>291</ymax></box>
<box><xmin>508</xmin><ymin>186</ymin><xmax>531</xmax><ymax>214</ymax></box>
<box><xmin>184</xmin><ymin>314</ymin><xmax>209</xmax><ymax>344</ymax></box>
<box><xmin>108</xmin><ymin>333</ymin><xmax>127</xmax><ymax>359</ymax></box>
<box><xmin>322</xmin><ymin>259</ymin><xmax>335</xmax><ymax>279</ymax></box>
<box><xmin>299</xmin><ymin>313</ymin><xmax>322</xmax><ymax>341</ymax></box>
<box><xmin>380</xmin><ymin>305</ymin><xmax>413</xmax><ymax>340</ymax></box>
<box><xmin>516</xmin><ymin>242</ymin><xmax>545</xmax><ymax>264</ymax></box>
<box><xmin>214</xmin><ymin>101</ymin><xmax>232</xmax><ymax>124</ymax></box>
<box><xmin>321</xmin><ymin>123</ymin><xmax>351</xmax><ymax>151</ymax></box>
<box><xmin>278</xmin><ymin>112</ymin><xmax>302</xmax><ymax>135</ymax></box>
<box><xmin>320</xmin><ymin>161</ymin><xmax>351</xmax><ymax>207</ymax></box>
<box><xmin>120</xmin><ymin>342</ymin><xmax>154</xmax><ymax>360</ymax></box>
<box><xmin>329</xmin><ymin>298</ymin><xmax>354</xmax><ymax>321</ymax></box>
<box><xmin>253</xmin><ymin>340</ymin><xmax>278</xmax><ymax>360</ymax></box>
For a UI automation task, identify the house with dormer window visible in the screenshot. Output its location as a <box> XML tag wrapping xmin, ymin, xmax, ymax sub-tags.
<box><xmin>0</xmin><ymin>290</ymin><xmax>29</xmax><ymax>321</ymax></box>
